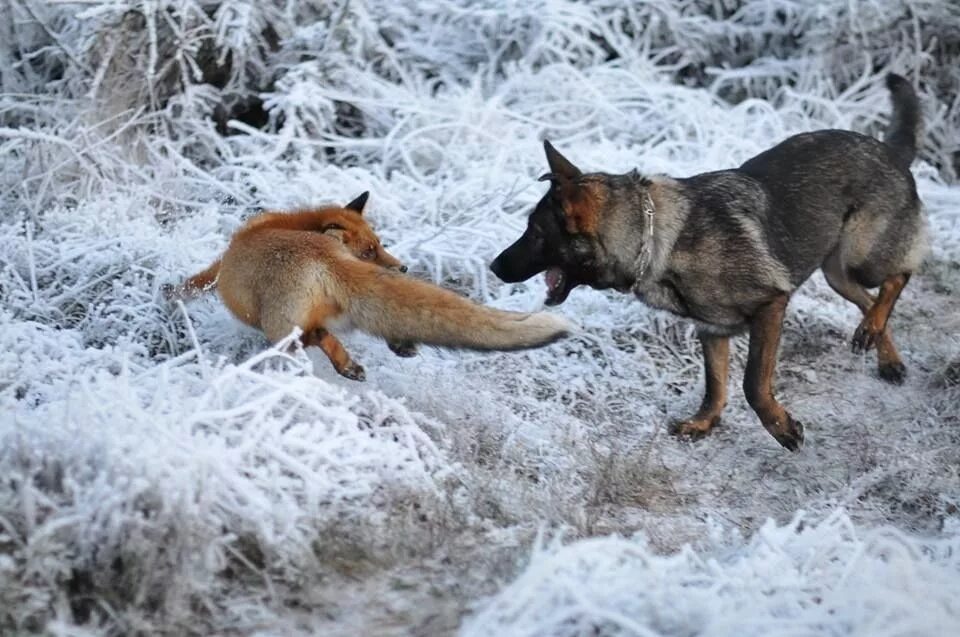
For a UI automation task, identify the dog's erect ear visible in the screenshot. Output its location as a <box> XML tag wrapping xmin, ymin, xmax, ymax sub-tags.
<box><xmin>543</xmin><ymin>140</ymin><xmax>582</xmax><ymax>181</ymax></box>
<box><xmin>345</xmin><ymin>191</ymin><xmax>369</xmax><ymax>214</ymax></box>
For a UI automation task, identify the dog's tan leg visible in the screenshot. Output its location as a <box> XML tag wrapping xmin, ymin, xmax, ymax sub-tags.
<box><xmin>743</xmin><ymin>294</ymin><xmax>804</xmax><ymax>451</ymax></box>
<box><xmin>673</xmin><ymin>332</ymin><xmax>729</xmax><ymax>439</ymax></box>
<box><xmin>852</xmin><ymin>273</ymin><xmax>910</xmax><ymax>356</ymax></box>
<box><xmin>822</xmin><ymin>254</ymin><xmax>906</xmax><ymax>383</ymax></box>
<box><xmin>874</xmin><ymin>335</ymin><xmax>906</xmax><ymax>384</ymax></box>
<box><xmin>302</xmin><ymin>327</ymin><xmax>365</xmax><ymax>381</ymax></box>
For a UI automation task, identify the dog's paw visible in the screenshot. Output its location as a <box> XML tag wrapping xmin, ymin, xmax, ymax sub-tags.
<box><xmin>670</xmin><ymin>416</ymin><xmax>719</xmax><ymax>440</ymax></box>
<box><xmin>878</xmin><ymin>361</ymin><xmax>907</xmax><ymax>385</ymax></box>
<box><xmin>387</xmin><ymin>340</ymin><xmax>418</xmax><ymax>358</ymax></box>
<box><xmin>851</xmin><ymin>321</ymin><xmax>882</xmax><ymax>353</ymax></box>
<box><xmin>765</xmin><ymin>415</ymin><xmax>804</xmax><ymax>452</ymax></box>
<box><xmin>339</xmin><ymin>362</ymin><xmax>366</xmax><ymax>382</ymax></box>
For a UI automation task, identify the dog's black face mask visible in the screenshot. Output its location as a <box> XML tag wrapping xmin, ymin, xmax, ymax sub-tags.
<box><xmin>490</xmin><ymin>141</ymin><xmax>616</xmax><ymax>306</ymax></box>
<box><xmin>489</xmin><ymin>187</ymin><xmax>601</xmax><ymax>305</ymax></box>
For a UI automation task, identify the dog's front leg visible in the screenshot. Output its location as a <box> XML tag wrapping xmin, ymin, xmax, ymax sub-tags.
<box><xmin>743</xmin><ymin>294</ymin><xmax>804</xmax><ymax>451</ymax></box>
<box><xmin>673</xmin><ymin>332</ymin><xmax>729</xmax><ymax>439</ymax></box>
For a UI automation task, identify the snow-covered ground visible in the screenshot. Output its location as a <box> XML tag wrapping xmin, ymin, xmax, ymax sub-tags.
<box><xmin>2</xmin><ymin>1</ymin><xmax>959</xmax><ymax>635</ymax></box>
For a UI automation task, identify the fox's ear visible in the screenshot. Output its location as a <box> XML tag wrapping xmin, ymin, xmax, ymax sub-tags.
<box><xmin>345</xmin><ymin>191</ymin><xmax>369</xmax><ymax>214</ymax></box>
<box><xmin>543</xmin><ymin>140</ymin><xmax>581</xmax><ymax>181</ymax></box>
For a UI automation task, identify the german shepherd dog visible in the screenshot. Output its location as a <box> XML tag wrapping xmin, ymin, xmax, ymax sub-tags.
<box><xmin>490</xmin><ymin>74</ymin><xmax>925</xmax><ymax>451</ymax></box>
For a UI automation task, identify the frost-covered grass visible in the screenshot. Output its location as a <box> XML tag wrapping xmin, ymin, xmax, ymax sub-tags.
<box><xmin>464</xmin><ymin>511</ymin><xmax>960</xmax><ymax>636</ymax></box>
<box><xmin>2</xmin><ymin>1</ymin><xmax>960</xmax><ymax>635</ymax></box>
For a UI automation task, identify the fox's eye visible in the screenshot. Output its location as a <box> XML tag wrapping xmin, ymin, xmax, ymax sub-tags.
<box><xmin>362</xmin><ymin>247</ymin><xmax>376</xmax><ymax>260</ymax></box>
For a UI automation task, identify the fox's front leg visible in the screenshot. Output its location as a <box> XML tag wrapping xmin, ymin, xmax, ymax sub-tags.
<box><xmin>387</xmin><ymin>340</ymin><xmax>418</xmax><ymax>357</ymax></box>
<box><xmin>302</xmin><ymin>327</ymin><xmax>365</xmax><ymax>381</ymax></box>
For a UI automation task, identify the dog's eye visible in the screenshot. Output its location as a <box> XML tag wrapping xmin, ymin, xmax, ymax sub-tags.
<box><xmin>571</xmin><ymin>238</ymin><xmax>595</xmax><ymax>260</ymax></box>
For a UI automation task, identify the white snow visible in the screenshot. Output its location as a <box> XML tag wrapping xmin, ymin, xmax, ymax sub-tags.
<box><xmin>464</xmin><ymin>511</ymin><xmax>960</xmax><ymax>637</ymax></box>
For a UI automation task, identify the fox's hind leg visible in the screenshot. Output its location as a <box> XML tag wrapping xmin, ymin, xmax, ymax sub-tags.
<box><xmin>263</xmin><ymin>303</ymin><xmax>366</xmax><ymax>381</ymax></box>
<box><xmin>672</xmin><ymin>332</ymin><xmax>729</xmax><ymax>439</ymax></box>
<box><xmin>302</xmin><ymin>328</ymin><xmax>366</xmax><ymax>381</ymax></box>
<box><xmin>822</xmin><ymin>251</ymin><xmax>907</xmax><ymax>383</ymax></box>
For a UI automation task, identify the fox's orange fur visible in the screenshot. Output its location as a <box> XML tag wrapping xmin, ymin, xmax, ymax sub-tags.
<box><xmin>169</xmin><ymin>193</ymin><xmax>571</xmax><ymax>379</ymax></box>
<box><xmin>170</xmin><ymin>192</ymin><xmax>404</xmax><ymax>300</ymax></box>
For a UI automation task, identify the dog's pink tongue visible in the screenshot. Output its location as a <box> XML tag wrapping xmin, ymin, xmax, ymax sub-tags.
<box><xmin>545</xmin><ymin>267</ymin><xmax>563</xmax><ymax>292</ymax></box>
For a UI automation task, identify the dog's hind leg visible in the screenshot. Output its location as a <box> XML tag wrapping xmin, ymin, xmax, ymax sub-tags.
<box><xmin>673</xmin><ymin>332</ymin><xmax>729</xmax><ymax>439</ymax></box>
<box><xmin>744</xmin><ymin>294</ymin><xmax>804</xmax><ymax>451</ymax></box>
<box><xmin>822</xmin><ymin>251</ymin><xmax>907</xmax><ymax>383</ymax></box>
<box><xmin>852</xmin><ymin>273</ymin><xmax>910</xmax><ymax>354</ymax></box>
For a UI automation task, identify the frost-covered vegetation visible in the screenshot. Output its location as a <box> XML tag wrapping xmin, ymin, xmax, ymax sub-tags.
<box><xmin>1</xmin><ymin>1</ymin><xmax>959</xmax><ymax>635</ymax></box>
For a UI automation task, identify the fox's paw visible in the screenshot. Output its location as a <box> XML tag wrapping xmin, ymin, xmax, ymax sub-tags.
<box><xmin>852</xmin><ymin>320</ymin><xmax>883</xmax><ymax>353</ymax></box>
<box><xmin>339</xmin><ymin>362</ymin><xmax>366</xmax><ymax>382</ymax></box>
<box><xmin>387</xmin><ymin>340</ymin><xmax>418</xmax><ymax>358</ymax></box>
<box><xmin>670</xmin><ymin>416</ymin><xmax>719</xmax><ymax>440</ymax></box>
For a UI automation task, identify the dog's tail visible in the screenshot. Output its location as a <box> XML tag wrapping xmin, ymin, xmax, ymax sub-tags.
<box><xmin>883</xmin><ymin>73</ymin><xmax>922</xmax><ymax>169</ymax></box>
<box><xmin>342</xmin><ymin>263</ymin><xmax>572</xmax><ymax>351</ymax></box>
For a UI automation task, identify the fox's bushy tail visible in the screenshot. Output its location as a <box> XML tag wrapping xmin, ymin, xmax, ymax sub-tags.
<box><xmin>883</xmin><ymin>73</ymin><xmax>922</xmax><ymax>169</ymax></box>
<box><xmin>345</xmin><ymin>267</ymin><xmax>572</xmax><ymax>351</ymax></box>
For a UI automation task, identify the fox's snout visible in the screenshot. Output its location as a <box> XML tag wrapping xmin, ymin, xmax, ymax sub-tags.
<box><xmin>376</xmin><ymin>247</ymin><xmax>408</xmax><ymax>273</ymax></box>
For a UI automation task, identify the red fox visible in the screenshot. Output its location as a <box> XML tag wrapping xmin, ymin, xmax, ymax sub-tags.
<box><xmin>167</xmin><ymin>192</ymin><xmax>407</xmax><ymax>300</ymax></box>
<box><xmin>169</xmin><ymin>193</ymin><xmax>571</xmax><ymax>379</ymax></box>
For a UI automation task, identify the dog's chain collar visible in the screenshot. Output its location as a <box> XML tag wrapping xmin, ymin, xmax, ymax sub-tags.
<box><xmin>634</xmin><ymin>188</ymin><xmax>656</xmax><ymax>280</ymax></box>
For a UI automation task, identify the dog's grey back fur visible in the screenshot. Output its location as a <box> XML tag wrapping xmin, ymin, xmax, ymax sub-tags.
<box><xmin>735</xmin><ymin>129</ymin><xmax>919</xmax><ymax>284</ymax></box>
<box><xmin>630</xmin><ymin>74</ymin><xmax>925</xmax><ymax>332</ymax></box>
